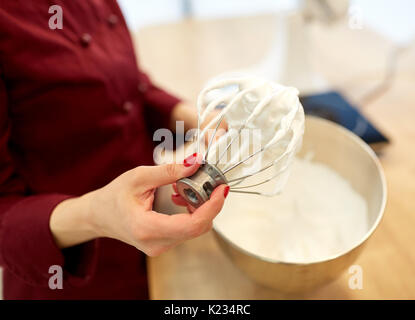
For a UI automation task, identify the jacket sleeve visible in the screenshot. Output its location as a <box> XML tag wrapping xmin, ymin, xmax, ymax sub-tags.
<box><xmin>0</xmin><ymin>75</ymin><xmax>98</xmax><ymax>288</ymax></box>
<box><xmin>137</xmin><ymin>69</ymin><xmax>182</xmax><ymax>133</ymax></box>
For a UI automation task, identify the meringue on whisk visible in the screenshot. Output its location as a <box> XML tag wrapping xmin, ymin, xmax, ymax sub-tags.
<box><xmin>176</xmin><ymin>75</ymin><xmax>305</xmax><ymax>208</ymax></box>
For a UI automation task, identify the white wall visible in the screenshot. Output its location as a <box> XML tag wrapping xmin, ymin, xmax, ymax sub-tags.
<box><xmin>350</xmin><ymin>0</ymin><xmax>415</xmax><ymax>45</ymax></box>
<box><xmin>118</xmin><ymin>0</ymin><xmax>184</xmax><ymax>31</ymax></box>
<box><xmin>118</xmin><ymin>0</ymin><xmax>415</xmax><ymax>45</ymax></box>
<box><xmin>190</xmin><ymin>0</ymin><xmax>298</xmax><ymax>18</ymax></box>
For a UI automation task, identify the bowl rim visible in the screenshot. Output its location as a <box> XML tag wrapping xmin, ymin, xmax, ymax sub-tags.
<box><xmin>213</xmin><ymin>115</ymin><xmax>388</xmax><ymax>266</ymax></box>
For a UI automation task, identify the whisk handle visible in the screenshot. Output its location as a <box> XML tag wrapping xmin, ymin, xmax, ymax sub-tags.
<box><xmin>176</xmin><ymin>164</ymin><xmax>227</xmax><ymax>208</ymax></box>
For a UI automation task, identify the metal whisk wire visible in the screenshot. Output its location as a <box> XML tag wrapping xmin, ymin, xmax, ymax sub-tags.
<box><xmin>176</xmin><ymin>76</ymin><xmax>303</xmax><ymax>208</ymax></box>
<box><xmin>194</xmin><ymin>80</ymin><xmax>299</xmax><ymax>196</ymax></box>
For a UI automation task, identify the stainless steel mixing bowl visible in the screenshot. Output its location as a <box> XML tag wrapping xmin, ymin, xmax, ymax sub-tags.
<box><xmin>213</xmin><ymin>115</ymin><xmax>387</xmax><ymax>293</ymax></box>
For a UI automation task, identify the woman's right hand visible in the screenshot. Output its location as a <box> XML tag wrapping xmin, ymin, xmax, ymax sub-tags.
<box><xmin>50</xmin><ymin>153</ymin><xmax>229</xmax><ymax>256</ymax></box>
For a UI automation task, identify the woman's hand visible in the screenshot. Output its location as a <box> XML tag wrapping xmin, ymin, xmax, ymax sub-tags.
<box><xmin>50</xmin><ymin>153</ymin><xmax>229</xmax><ymax>256</ymax></box>
<box><xmin>169</xmin><ymin>102</ymin><xmax>229</xmax><ymax>211</ymax></box>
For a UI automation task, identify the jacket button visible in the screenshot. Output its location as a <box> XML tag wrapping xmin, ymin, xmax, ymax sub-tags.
<box><xmin>80</xmin><ymin>33</ymin><xmax>92</xmax><ymax>47</ymax></box>
<box><xmin>123</xmin><ymin>101</ymin><xmax>133</xmax><ymax>112</ymax></box>
<box><xmin>107</xmin><ymin>14</ymin><xmax>119</xmax><ymax>27</ymax></box>
<box><xmin>138</xmin><ymin>82</ymin><xmax>148</xmax><ymax>93</ymax></box>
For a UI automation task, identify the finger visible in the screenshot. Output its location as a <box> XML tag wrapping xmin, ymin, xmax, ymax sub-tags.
<box><xmin>133</xmin><ymin>153</ymin><xmax>203</xmax><ymax>188</ymax></box>
<box><xmin>221</xmin><ymin>119</ymin><xmax>228</xmax><ymax>130</ymax></box>
<box><xmin>171</xmin><ymin>193</ymin><xmax>198</xmax><ymax>212</ymax></box>
<box><xmin>152</xmin><ymin>184</ymin><xmax>229</xmax><ymax>240</ymax></box>
<box><xmin>191</xmin><ymin>184</ymin><xmax>228</xmax><ymax>223</ymax></box>
<box><xmin>187</xmin><ymin>204</ymin><xmax>196</xmax><ymax>213</ymax></box>
<box><xmin>175</xmin><ymin>184</ymin><xmax>229</xmax><ymax>239</ymax></box>
<box><xmin>172</xmin><ymin>183</ymin><xmax>178</xmax><ymax>193</ymax></box>
<box><xmin>171</xmin><ymin>193</ymin><xmax>189</xmax><ymax>206</ymax></box>
<box><xmin>204</xmin><ymin>127</ymin><xmax>227</xmax><ymax>145</ymax></box>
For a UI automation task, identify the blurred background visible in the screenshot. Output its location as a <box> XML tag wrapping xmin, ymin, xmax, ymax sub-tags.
<box><xmin>118</xmin><ymin>0</ymin><xmax>415</xmax><ymax>107</ymax></box>
<box><xmin>3</xmin><ymin>0</ymin><xmax>412</xmax><ymax>300</ymax></box>
<box><xmin>119</xmin><ymin>0</ymin><xmax>415</xmax><ymax>45</ymax></box>
<box><xmin>112</xmin><ymin>0</ymin><xmax>415</xmax><ymax>299</ymax></box>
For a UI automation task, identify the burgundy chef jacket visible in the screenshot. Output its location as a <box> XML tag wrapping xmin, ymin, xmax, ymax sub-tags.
<box><xmin>0</xmin><ymin>0</ymin><xmax>181</xmax><ymax>299</ymax></box>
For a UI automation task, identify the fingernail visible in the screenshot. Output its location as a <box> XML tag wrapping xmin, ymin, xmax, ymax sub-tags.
<box><xmin>172</xmin><ymin>193</ymin><xmax>180</xmax><ymax>198</ymax></box>
<box><xmin>183</xmin><ymin>153</ymin><xmax>198</xmax><ymax>167</ymax></box>
<box><xmin>224</xmin><ymin>186</ymin><xmax>230</xmax><ymax>198</ymax></box>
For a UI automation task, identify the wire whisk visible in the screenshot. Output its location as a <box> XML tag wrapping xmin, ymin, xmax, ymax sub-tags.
<box><xmin>176</xmin><ymin>75</ymin><xmax>304</xmax><ymax>208</ymax></box>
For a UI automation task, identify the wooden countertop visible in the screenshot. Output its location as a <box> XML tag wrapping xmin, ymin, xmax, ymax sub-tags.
<box><xmin>133</xmin><ymin>14</ymin><xmax>415</xmax><ymax>299</ymax></box>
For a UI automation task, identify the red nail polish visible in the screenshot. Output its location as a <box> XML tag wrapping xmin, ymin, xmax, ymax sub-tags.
<box><xmin>183</xmin><ymin>153</ymin><xmax>198</xmax><ymax>167</ymax></box>
<box><xmin>172</xmin><ymin>193</ymin><xmax>180</xmax><ymax>198</ymax></box>
<box><xmin>224</xmin><ymin>186</ymin><xmax>230</xmax><ymax>198</ymax></box>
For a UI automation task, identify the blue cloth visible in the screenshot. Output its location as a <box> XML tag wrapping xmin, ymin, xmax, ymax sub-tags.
<box><xmin>300</xmin><ymin>91</ymin><xmax>389</xmax><ymax>145</ymax></box>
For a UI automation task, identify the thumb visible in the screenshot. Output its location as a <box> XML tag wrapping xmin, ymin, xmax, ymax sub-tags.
<box><xmin>192</xmin><ymin>184</ymin><xmax>229</xmax><ymax>221</ymax></box>
<box><xmin>139</xmin><ymin>153</ymin><xmax>202</xmax><ymax>188</ymax></box>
